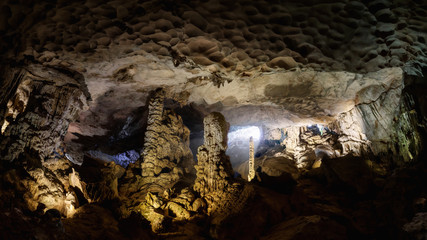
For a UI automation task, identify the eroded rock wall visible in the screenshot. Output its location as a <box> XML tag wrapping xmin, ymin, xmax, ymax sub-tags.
<box><xmin>0</xmin><ymin>64</ymin><xmax>87</xmax><ymax>162</ymax></box>
<box><xmin>0</xmin><ymin>64</ymin><xmax>90</xmax><ymax>221</ymax></box>
<box><xmin>258</xmin><ymin>67</ymin><xmax>423</xmax><ymax>167</ymax></box>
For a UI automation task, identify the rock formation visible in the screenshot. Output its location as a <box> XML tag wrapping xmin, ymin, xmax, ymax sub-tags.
<box><xmin>194</xmin><ymin>112</ymin><xmax>253</xmax><ymax>226</ymax></box>
<box><xmin>0</xmin><ymin>64</ymin><xmax>88</xmax><ymax>162</ymax></box>
<box><xmin>248</xmin><ymin>136</ymin><xmax>255</xmax><ymax>182</ymax></box>
<box><xmin>117</xmin><ymin>89</ymin><xmax>199</xmax><ymax>232</ymax></box>
<box><xmin>1</xmin><ymin>0</ymin><xmax>425</xmax><ymax>76</ymax></box>
<box><xmin>0</xmin><ymin>0</ymin><xmax>425</xmax><ymax>239</ymax></box>
<box><xmin>194</xmin><ymin>112</ymin><xmax>233</xmax><ymax>196</ymax></box>
<box><xmin>0</xmin><ymin>64</ymin><xmax>90</xmax><ymax>221</ymax></box>
<box><xmin>138</xmin><ymin>88</ymin><xmax>194</xmax><ymax>195</ymax></box>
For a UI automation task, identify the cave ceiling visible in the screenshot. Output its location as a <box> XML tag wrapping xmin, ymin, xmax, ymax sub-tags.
<box><xmin>0</xmin><ymin>0</ymin><xmax>426</xmax><ymax>136</ymax></box>
<box><xmin>0</xmin><ymin>1</ymin><xmax>427</xmax><ymax>239</ymax></box>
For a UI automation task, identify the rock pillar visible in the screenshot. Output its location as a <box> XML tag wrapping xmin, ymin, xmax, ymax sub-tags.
<box><xmin>248</xmin><ymin>136</ymin><xmax>255</xmax><ymax>182</ymax></box>
<box><xmin>139</xmin><ymin>88</ymin><xmax>194</xmax><ymax>195</ymax></box>
<box><xmin>194</xmin><ymin>112</ymin><xmax>233</xmax><ymax>196</ymax></box>
<box><xmin>141</xmin><ymin>88</ymin><xmax>166</xmax><ymax>177</ymax></box>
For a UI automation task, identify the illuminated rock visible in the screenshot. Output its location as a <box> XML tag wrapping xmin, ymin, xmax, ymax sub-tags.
<box><xmin>118</xmin><ymin>89</ymin><xmax>195</xmax><ymax>230</ymax></box>
<box><xmin>194</xmin><ymin>112</ymin><xmax>254</xmax><ymax>225</ymax></box>
<box><xmin>0</xmin><ymin>64</ymin><xmax>88</xmax><ymax>162</ymax></box>
<box><xmin>193</xmin><ymin>112</ymin><xmax>233</xmax><ymax>196</ymax></box>
<box><xmin>248</xmin><ymin>136</ymin><xmax>255</xmax><ymax>182</ymax></box>
<box><xmin>138</xmin><ymin>88</ymin><xmax>194</xmax><ymax>195</ymax></box>
<box><xmin>0</xmin><ymin>0</ymin><xmax>425</xmax><ymax>239</ymax></box>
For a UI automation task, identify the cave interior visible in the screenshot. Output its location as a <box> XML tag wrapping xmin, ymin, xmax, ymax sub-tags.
<box><xmin>0</xmin><ymin>0</ymin><xmax>427</xmax><ymax>239</ymax></box>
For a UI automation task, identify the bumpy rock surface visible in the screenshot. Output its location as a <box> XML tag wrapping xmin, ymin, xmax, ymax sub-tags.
<box><xmin>139</xmin><ymin>88</ymin><xmax>194</xmax><ymax>195</ymax></box>
<box><xmin>0</xmin><ymin>64</ymin><xmax>87</xmax><ymax>162</ymax></box>
<box><xmin>0</xmin><ymin>0</ymin><xmax>425</xmax><ymax>239</ymax></box>
<box><xmin>116</xmin><ymin>89</ymin><xmax>197</xmax><ymax>231</ymax></box>
<box><xmin>1</xmin><ymin>0</ymin><xmax>425</xmax><ymax>74</ymax></box>
<box><xmin>0</xmin><ymin>154</ymin><xmax>88</xmax><ymax>219</ymax></box>
<box><xmin>246</xmin><ymin>67</ymin><xmax>417</xmax><ymax>170</ymax></box>
<box><xmin>194</xmin><ymin>112</ymin><xmax>233</xmax><ymax>196</ymax></box>
<box><xmin>194</xmin><ymin>112</ymin><xmax>253</xmax><ymax>224</ymax></box>
<box><xmin>0</xmin><ymin>0</ymin><xmax>423</xmax><ymax>154</ymax></box>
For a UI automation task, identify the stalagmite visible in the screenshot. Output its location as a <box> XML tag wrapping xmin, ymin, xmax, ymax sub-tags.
<box><xmin>248</xmin><ymin>136</ymin><xmax>255</xmax><ymax>182</ymax></box>
<box><xmin>137</xmin><ymin>88</ymin><xmax>194</xmax><ymax>195</ymax></box>
<box><xmin>141</xmin><ymin>88</ymin><xmax>166</xmax><ymax>177</ymax></box>
<box><xmin>193</xmin><ymin>112</ymin><xmax>233</xmax><ymax>196</ymax></box>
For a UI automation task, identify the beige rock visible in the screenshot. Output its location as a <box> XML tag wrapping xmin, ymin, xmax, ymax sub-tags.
<box><xmin>139</xmin><ymin>89</ymin><xmax>194</xmax><ymax>195</ymax></box>
<box><xmin>0</xmin><ymin>65</ymin><xmax>87</xmax><ymax>162</ymax></box>
<box><xmin>194</xmin><ymin>112</ymin><xmax>233</xmax><ymax>196</ymax></box>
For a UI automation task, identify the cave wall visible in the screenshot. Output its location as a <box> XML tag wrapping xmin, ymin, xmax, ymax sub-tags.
<box><xmin>0</xmin><ymin>64</ymin><xmax>88</xmax><ymax>162</ymax></box>
<box><xmin>0</xmin><ymin>1</ymin><xmax>425</xmax><ymax>239</ymax></box>
<box><xmin>0</xmin><ymin>0</ymin><xmax>424</xmax><ymax>168</ymax></box>
<box><xmin>257</xmin><ymin>67</ymin><xmax>423</xmax><ymax>167</ymax></box>
<box><xmin>0</xmin><ymin>0</ymin><xmax>423</xmax><ymax>165</ymax></box>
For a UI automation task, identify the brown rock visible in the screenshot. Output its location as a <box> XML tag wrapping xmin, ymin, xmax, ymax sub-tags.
<box><xmin>267</xmin><ymin>56</ymin><xmax>298</xmax><ymax>69</ymax></box>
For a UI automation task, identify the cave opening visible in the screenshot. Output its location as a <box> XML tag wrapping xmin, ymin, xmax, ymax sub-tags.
<box><xmin>226</xmin><ymin>125</ymin><xmax>262</xmax><ymax>167</ymax></box>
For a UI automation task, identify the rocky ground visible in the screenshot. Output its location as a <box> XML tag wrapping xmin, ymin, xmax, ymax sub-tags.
<box><xmin>1</xmin><ymin>149</ymin><xmax>426</xmax><ymax>239</ymax></box>
<box><xmin>0</xmin><ymin>95</ymin><xmax>426</xmax><ymax>239</ymax></box>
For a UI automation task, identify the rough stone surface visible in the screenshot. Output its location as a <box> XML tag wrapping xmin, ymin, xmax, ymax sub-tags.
<box><xmin>139</xmin><ymin>88</ymin><xmax>194</xmax><ymax>195</ymax></box>
<box><xmin>0</xmin><ymin>1</ymin><xmax>425</xmax><ymax>239</ymax></box>
<box><xmin>193</xmin><ymin>112</ymin><xmax>253</xmax><ymax>225</ymax></box>
<box><xmin>194</xmin><ymin>112</ymin><xmax>233</xmax><ymax>196</ymax></box>
<box><xmin>0</xmin><ymin>64</ymin><xmax>87</xmax><ymax>162</ymax></box>
<box><xmin>1</xmin><ymin>0</ymin><xmax>425</xmax><ymax>75</ymax></box>
<box><xmin>0</xmin><ymin>156</ymin><xmax>86</xmax><ymax>219</ymax></box>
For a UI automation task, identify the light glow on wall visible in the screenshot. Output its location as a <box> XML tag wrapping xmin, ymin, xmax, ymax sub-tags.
<box><xmin>228</xmin><ymin>126</ymin><xmax>261</xmax><ymax>143</ymax></box>
<box><xmin>227</xmin><ymin>126</ymin><xmax>262</xmax><ymax>166</ymax></box>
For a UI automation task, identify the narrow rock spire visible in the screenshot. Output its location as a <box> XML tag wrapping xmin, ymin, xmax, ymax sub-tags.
<box><xmin>248</xmin><ymin>136</ymin><xmax>255</xmax><ymax>182</ymax></box>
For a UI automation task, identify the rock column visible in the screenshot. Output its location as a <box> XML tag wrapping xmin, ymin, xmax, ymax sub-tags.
<box><xmin>141</xmin><ymin>88</ymin><xmax>165</xmax><ymax>177</ymax></box>
<box><xmin>194</xmin><ymin>112</ymin><xmax>233</xmax><ymax>196</ymax></box>
<box><xmin>248</xmin><ymin>136</ymin><xmax>255</xmax><ymax>182</ymax></box>
<box><xmin>138</xmin><ymin>88</ymin><xmax>194</xmax><ymax>195</ymax></box>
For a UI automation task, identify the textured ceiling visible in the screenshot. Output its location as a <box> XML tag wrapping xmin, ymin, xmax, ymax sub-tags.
<box><xmin>0</xmin><ymin>0</ymin><xmax>426</xmax><ymax>146</ymax></box>
<box><xmin>1</xmin><ymin>0</ymin><xmax>425</xmax><ymax>73</ymax></box>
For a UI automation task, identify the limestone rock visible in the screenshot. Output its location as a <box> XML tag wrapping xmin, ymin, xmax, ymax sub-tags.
<box><xmin>118</xmin><ymin>89</ymin><xmax>195</xmax><ymax>228</ymax></box>
<box><xmin>321</xmin><ymin>154</ymin><xmax>374</xmax><ymax>195</ymax></box>
<box><xmin>62</xmin><ymin>204</ymin><xmax>130</xmax><ymax>239</ymax></box>
<box><xmin>139</xmin><ymin>88</ymin><xmax>194</xmax><ymax>195</ymax></box>
<box><xmin>193</xmin><ymin>112</ymin><xmax>254</xmax><ymax>223</ymax></box>
<box><xmin>0</xmin><ymin>65</ymin><xmax>87</xmax><ymax>162</ymax></box>
<box><xmin>267</xmin><ymin>56</ymin><xmax>298</xmax><ymax>69</ymax></box>
<box><xmin>248</xmin><ymin>136</ymin><xmax>255</xmax><ymax>182</ymax></box>
<box><xmin>403</xmin><ymin>212</ymin><xmax>427</xmax><ymax>239</ymax></box>
<box><xmin>193</xmin><ymin>112</ymin><xmax>233</xmax><ymax>196</ymax></box>
<box><xmin>85</xmin><ymin>161</ymin><xmax>125</xmax><ymax>203</ymax></box>
<box><xmin>145</xmin><ymin>192</ymin><xmax>163</xmax><ymax>209</ymax></box>
<box><xmin>1</xmin><ymin>155</ymin><xmax>88</xmax><ymax>218</ymax></box>
<box><xmin>278</xmin><ymin>125</ymin><xmax>341</xmax><ymax>169</ymax></box>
